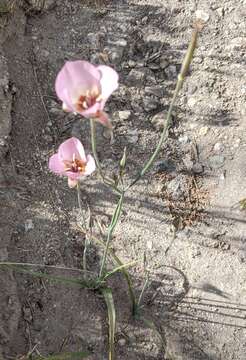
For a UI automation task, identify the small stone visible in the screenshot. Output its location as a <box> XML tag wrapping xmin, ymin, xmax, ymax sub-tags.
<box><xmin>27</xmin><ymin>0</ymin><xmax>56</xmax><ymax>11</ymax></box>
<box><xmin>216</xmin><ymin>7</ymin><xmax>224</xmax><ymax>17</ymax></box>
<box><xmin>109</xmin><ymin>38</ymin><xmax>127</xmax><ymax>47</ymax></box>
<box><xmin>167</xmin><ymin>175</ymin><xmax>187</xmax><ymax>200</ymax></box>
<box><xmin>151</xmin><ymin>111</ymin><xmax>171</xmax><ymax>131</ymax></box>
<box><xmin>126</xmin><ymin>129</ymin><xmax>138</xmax><ymax>144</ymax></box>
<box><xmin>118</xmin><ymin>110</ymin><xmax>131</xmax><ymax>121</ymax></box>
<box><xmin>128</xmin><ymin>60</ymin><xmax>136</xmax><ymax>68</ymax></box>
<box><xmin>155</xmin><ymin>159</ymin><xmax>176</xmax><ymax>173</ymax></box>
<box><xmin>195</xmin><ymin>9</ymin><xmax>210</xmax><ymax>23</ymax></box>
<box><xmin>199</xmin><ymin>126</ymin><xmax>209</xmax><ymax>136</ymax></box>
<box><xmin>24</xmin><ymin>219</ymin><xmax>34</xmax><ymax>232</ymax></box>
<box><xmin>109</xmin><ymin>47</ymin><xmax>124</xmax><ymax>64</ymax></box>
<box><xmin>23</xmin><ymin>307</ymin><xmax>32</xmax><ymax>323</ymax></box>
<box><xmin>127</xmin><ymin>68</ymin><xmax>146</xmax><ymax>85</ymax></box>
<box><xmin>146</xmin><ymin>240</ymin><xmax>153</xmax><ymax>250</ymax></box>
<box><xmin>208</xmin><ymin>155</ymin><xmax>225</xmax><ymax>169</ymax></box>
<box><xmin>178</xmin><ymin>135</ymin><xmax>190</xmax><ymax>144</ymax></box>
<box><xmin>87</xmin><ymin>33</ymin><xmax>101</xmax><ymax>48</ymax></box>
<box><xmin>143</xmin><ymin>97</ymin><xmax>159</xmax><ymax>112</ymax></box>
<box><xmin>192</xmin><ymin>163</ymin><xmax>204</xmax><ymax>174</ymax></box>
<box><xmin>159</xmin><ymin>56</ymin><xmax>169</xmax><ymax>69</ymax></box>
<box><xmin>187</xmin><ymin>83</ymin><xmax>197</xmax><ymax>95</ymax></box>
<box><xmin>144</xmin><ymin>85</ymin><xmax>164</xmax><ymax>98</ymax></box>
<box><xmin>118</xmin><ymin>338</ymin><xmax>127</xmax><ymax>346</ymax></box>
<box><xmin>234</xmin><ymin>138</ymin><xmax>241</xmax><ymax>148</ymax></box>
<box><xmin>213</xmin><ymin>142</ymin><xmax>224</xmax><ymax>152</ymax></box>
<box><xmin>187</xmin><ymin>97</ymin><xmax>198</xmax><ymax>108</ymax></box>
<box><xmin>103</xmin><ymin>128</ymin><xmax>111</xmax><ymax>140</ymax></box>
<box><xmin>165</xmin><ymin>65</ymin><xmax>177</xmax><ymax>79</ymax></box>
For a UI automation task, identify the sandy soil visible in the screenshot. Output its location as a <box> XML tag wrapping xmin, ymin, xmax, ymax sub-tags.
<box><xmin>0</xmin><ymin>0</ymin><xmax>246</xmax><ymax>359</ymax></box>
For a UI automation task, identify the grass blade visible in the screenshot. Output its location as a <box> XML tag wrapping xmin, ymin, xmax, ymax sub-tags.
<box><xmin>101</xmin><ymin>288</ymin><xmax>116</xmax><ymax>360</ymax></box>
<box><xmin>0</xmin><ymin>264</ymin><xmax>96</xmax><ymax>289</ymax></box>
<box><xmin>103</xmin><ymin>261</ymin><xmax>137</xmax><ymax>281</ymax></box>
<box><xmin>34</xmin><ymin>351</ymin><xmax>91</xmax><ymax>360</ymax></box>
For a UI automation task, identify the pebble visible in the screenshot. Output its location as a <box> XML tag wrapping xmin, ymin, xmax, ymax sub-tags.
<box><xmin>118</xmin><ymin>338</ymin><xmax>127</xmax><ymax>346</ymax></box>
<box><xmin>187</xmin><ymin>97</ymin><xmax>198</xmax><ymax>108</ymax></box>
<box><xmin>216</xmin><ymin>7</ymin><xmax>224</xmax><ymax>17</ymax></box>
<box><xmin>128</xmin><ymin>60</ymin><xmax>136</xmax><ymax>68</ymax></box>
<box><xmin>165</xmin><ymin>65</ymin><xmax>177</xmax><ymax>79</ymax></box>
<box><xmin>195</xmin><ymin>9</ymin><xmax>210</xmax><ymax>23</ymax></box>
<box><xmin>127</xmin><ymin>68</ymin><xmax>146</xmax><ymax>85</ymax></box>
<box><xmin>199</xmin><ymin>126</ymin><xmax>209</xmax><ymax>136</ymax></box>
<box><xmin>125</xmin><ymin>129</ymin><xmax>138</xmax><ymax>144</ymax></box>
<box><xmin>23</xmin><ymin>307</ymin><xmax>33</xmax><ymax>323</ymax></box>
<box><xmin>167</xmin><ymin>174</ymin><xmax>187</xmax><ymax>200</ymax></box>
<box><xmin>27</xmin><ymin>0</ymin><xmax>56</xmax><ymax>11</ymax></box>
<box><xmin>208</xmin><ymin>155</ymin><xmax>225</xmax><ymax>169</ymax></box>
<box><xmin>87</xmin><ymin>33</ymin><xmax>101</xmax><ymax>48</ymax></box>
<box><xmin>109</xmin><ymin>47</ymin><xmax>124</xmax><ymax>63</ymax></box>
<box><xmin>159</xmin><ymin>56</ymin><xmax>169</xmax><ymax>69</ymax></box>
<box><xmin>192</xmin><ymin>163</ymin><xmax>204</xmax><ymax>174</ymax></box>
<box><xmin>144</xmin><ymin>85</ymin><xmax>164</xmax><ymax>98</ymax></box>
<box><xmin>118</xmin><ymin>110</ymin><xmax>131</xmax><ymax>121</ymax></box>
<box><xmin>155</xmin><ymin>159</ymin><xmax>176</xmax><ymax>173</ymax></box>
<box><xmin>24</xmin><ymin>219</ymin><xmax>34</xmax><ymax>232</ymax></box>
<box><xmin>151</xmin><ymin>111</ymin><xmax>171</xmax><ymax>131</ymax></box>
<box><xmin>213</xmin><ymin>142</ymin><xmax>224</xmax><ymax>152</ymax></box>
<box><xmin>178</xmin><ymin>135</ymin><xmax>190</xmax><ymax>144</ymax></box>
<box><xmin>143</xmin><ymin>97</ymin><xmax>159</xmax><ymax>112</ymax></box>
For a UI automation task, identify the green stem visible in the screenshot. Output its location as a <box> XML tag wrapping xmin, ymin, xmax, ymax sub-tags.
<box><xmin>76</xmin><ymin>183</ymin><xmax>89</xmax><ymax>274</ymax></box>
<box><xmin>90</xmin><ymin>119</ymin><xmax>122</xmax><ymax>195</ymax></box>
<box><xmin>128</xmin><ymin>25</ymin><xmax>200</xmax><ymax>189</ymax></box>
<box><xmin>99</xmin><ymin>193</ymin><xmax>124</xmax><ymax>278</ymax></box>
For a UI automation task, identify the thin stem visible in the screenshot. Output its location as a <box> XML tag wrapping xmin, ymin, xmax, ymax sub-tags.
<box><xmin>127</xmin><ymin>25</ymin><xmax>201</xmax><ymax>189</ymax></box>
<box><xmin>99</xmin><ymin>193</ymin><xmax>124</xmax><ymax>278</ymax></box>
<box><xmin>0</xmin><ymin>262</ymin><xmax>94</xmax><ymax>274</ymax></box>
<box><xmin>77</xmin><ymin>183</ymin><xmax>89</xmax><ymax>273</ymax></box>
<box><xmin>77</xmin><ymin>225</ymin><xmax>137</xmax><ymax>316</ymax></box>
<box><xmin>90</xmin><ymin>119</ymin><xmax>122</xmax><ymax>195</ymax></box>
<box><xmin>137</xmin><ymin>271</ymin><xmax>150</xmax><ymax>308</ymax></box>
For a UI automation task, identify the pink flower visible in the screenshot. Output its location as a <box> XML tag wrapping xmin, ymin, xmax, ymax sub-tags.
<box><xmin>55</xmin><ymin>60</ymin><xmax>119</xmax><ymax>128</ymax></box>
<box><xmin>49</xmin><ymin>137</ymin><xmax>96</xmax><ymax>188</ymax></box>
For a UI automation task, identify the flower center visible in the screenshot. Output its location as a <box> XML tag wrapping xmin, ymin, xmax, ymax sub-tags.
<box><xmin>76</xmin><ymin>88</ymin><xmax>102</xmax><ymax>112</ymax></box>
<box><xmin>64</xmin><ymin>156</ymin><xmax>86</xmax><ymax>174</ymax></box>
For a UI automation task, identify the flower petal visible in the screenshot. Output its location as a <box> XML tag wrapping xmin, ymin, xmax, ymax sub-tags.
<box><xmin>79</xmin><ymin>102</ymin><xmax>102</xmax><ymax>118</ymax></box>
<box><xmin>55</xmin><ymin>61</ymin><xmax>101</xmax><ymax>111</ymax></box>
<box><xmin>58</xmin><ymin>137</ymin><xmax>86</xmax><ymax>162</ymax></box>
<box><xmin>97</xmin><ymin>65</ymin><xmax>119</xmax><ymax>99</ymax></box>
<box><xmin>49</xmin><ymin>154</ymin><xmax>65</xmax><ymax>175</ymax></box>
<box><xmin>84</xmin><ymin>154</ymin><xmax>96</xmax><ymax>176</ymax></box>
<box><xmin>95</xmin><ymin>111</ymin><xmax>112</xmax><ymax>129</ymax></box>
<box><xmin>68</xmin><ymin>178</ymin><xmax>78</xmax><ymax>188</ymax></box>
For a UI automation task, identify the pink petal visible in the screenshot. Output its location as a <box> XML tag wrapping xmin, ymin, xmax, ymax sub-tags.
<box><xmin>68</xmin><ymin>178</ymin><xmax>78</xmax><ymax>188</ymax></box>
<box><xmin>97</xmin><ymin>65</ymin><xmax>119</xmax><ymax>99</ymax></box>
<box><xmin>95</xmin><ymin>111</ymin><xmax>112</xmax><ymax>129</ymax></box>
<box><xmin>55</xmin><ymin>61</ymin><xmax>101</xmax><ymax>111</ymax></box>
<box><xmin>79</xmin><ymin>102</ymin><xmax>102</xmax><ymax>118</ymax></box>
<box><xmin>49</xmin><ymin>154</ymin><xmax>65</xmax><ymax>175</ymax></box>
<box><xmin>58</xmin><ymin>137</ymin><xmax>86</xmax><ymax>162</ymax></box>
<box><xmin>84</xmin><ymin>154</ymin><xmax>96</xmax><ymax>176</ymax></box>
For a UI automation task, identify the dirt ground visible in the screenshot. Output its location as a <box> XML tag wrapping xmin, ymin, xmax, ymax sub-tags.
<box><xmin>0</xmin><ymin>0</ymin><xmax>246</xmax><ymax>359</ymax></box>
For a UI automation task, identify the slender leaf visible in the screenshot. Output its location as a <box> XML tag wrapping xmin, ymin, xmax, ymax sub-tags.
<box><xmin>103</xmin><ymin>261</ymin><xmax>137</xmax><ymax>281</ymax></box>
<box><xmin>1</xmin><ymin>264</ymin><xmax>96</xmax><ymax>289</ymax></box>
<box><xmin>34</xmin><ymin>351</ymin><xmax>91</xmax><ymax>360</ymax></box>
<box><xmin>101</xmin><ymin>288</ymin><xmax>116</xmax><ymax>360</ymax></box>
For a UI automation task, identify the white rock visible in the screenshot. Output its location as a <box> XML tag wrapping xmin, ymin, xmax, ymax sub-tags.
<box><xmin>195</xmin><ymin>10</ymin><xmax>210</xmax><ymax>23</ymax></box>
<box><xmin>199</xmin><ymin>126</ymin><xmax>209</xmax><ymax>136</ymax></box>
<box><xmin>118</xmin><ymin>110</ymin><xmax>131</xmax><ymax>121</ymax></box>
<box><xmin>25</xmin><ymin>219</ymin><xmax>34</xmax><ymax>232</ymax></box>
